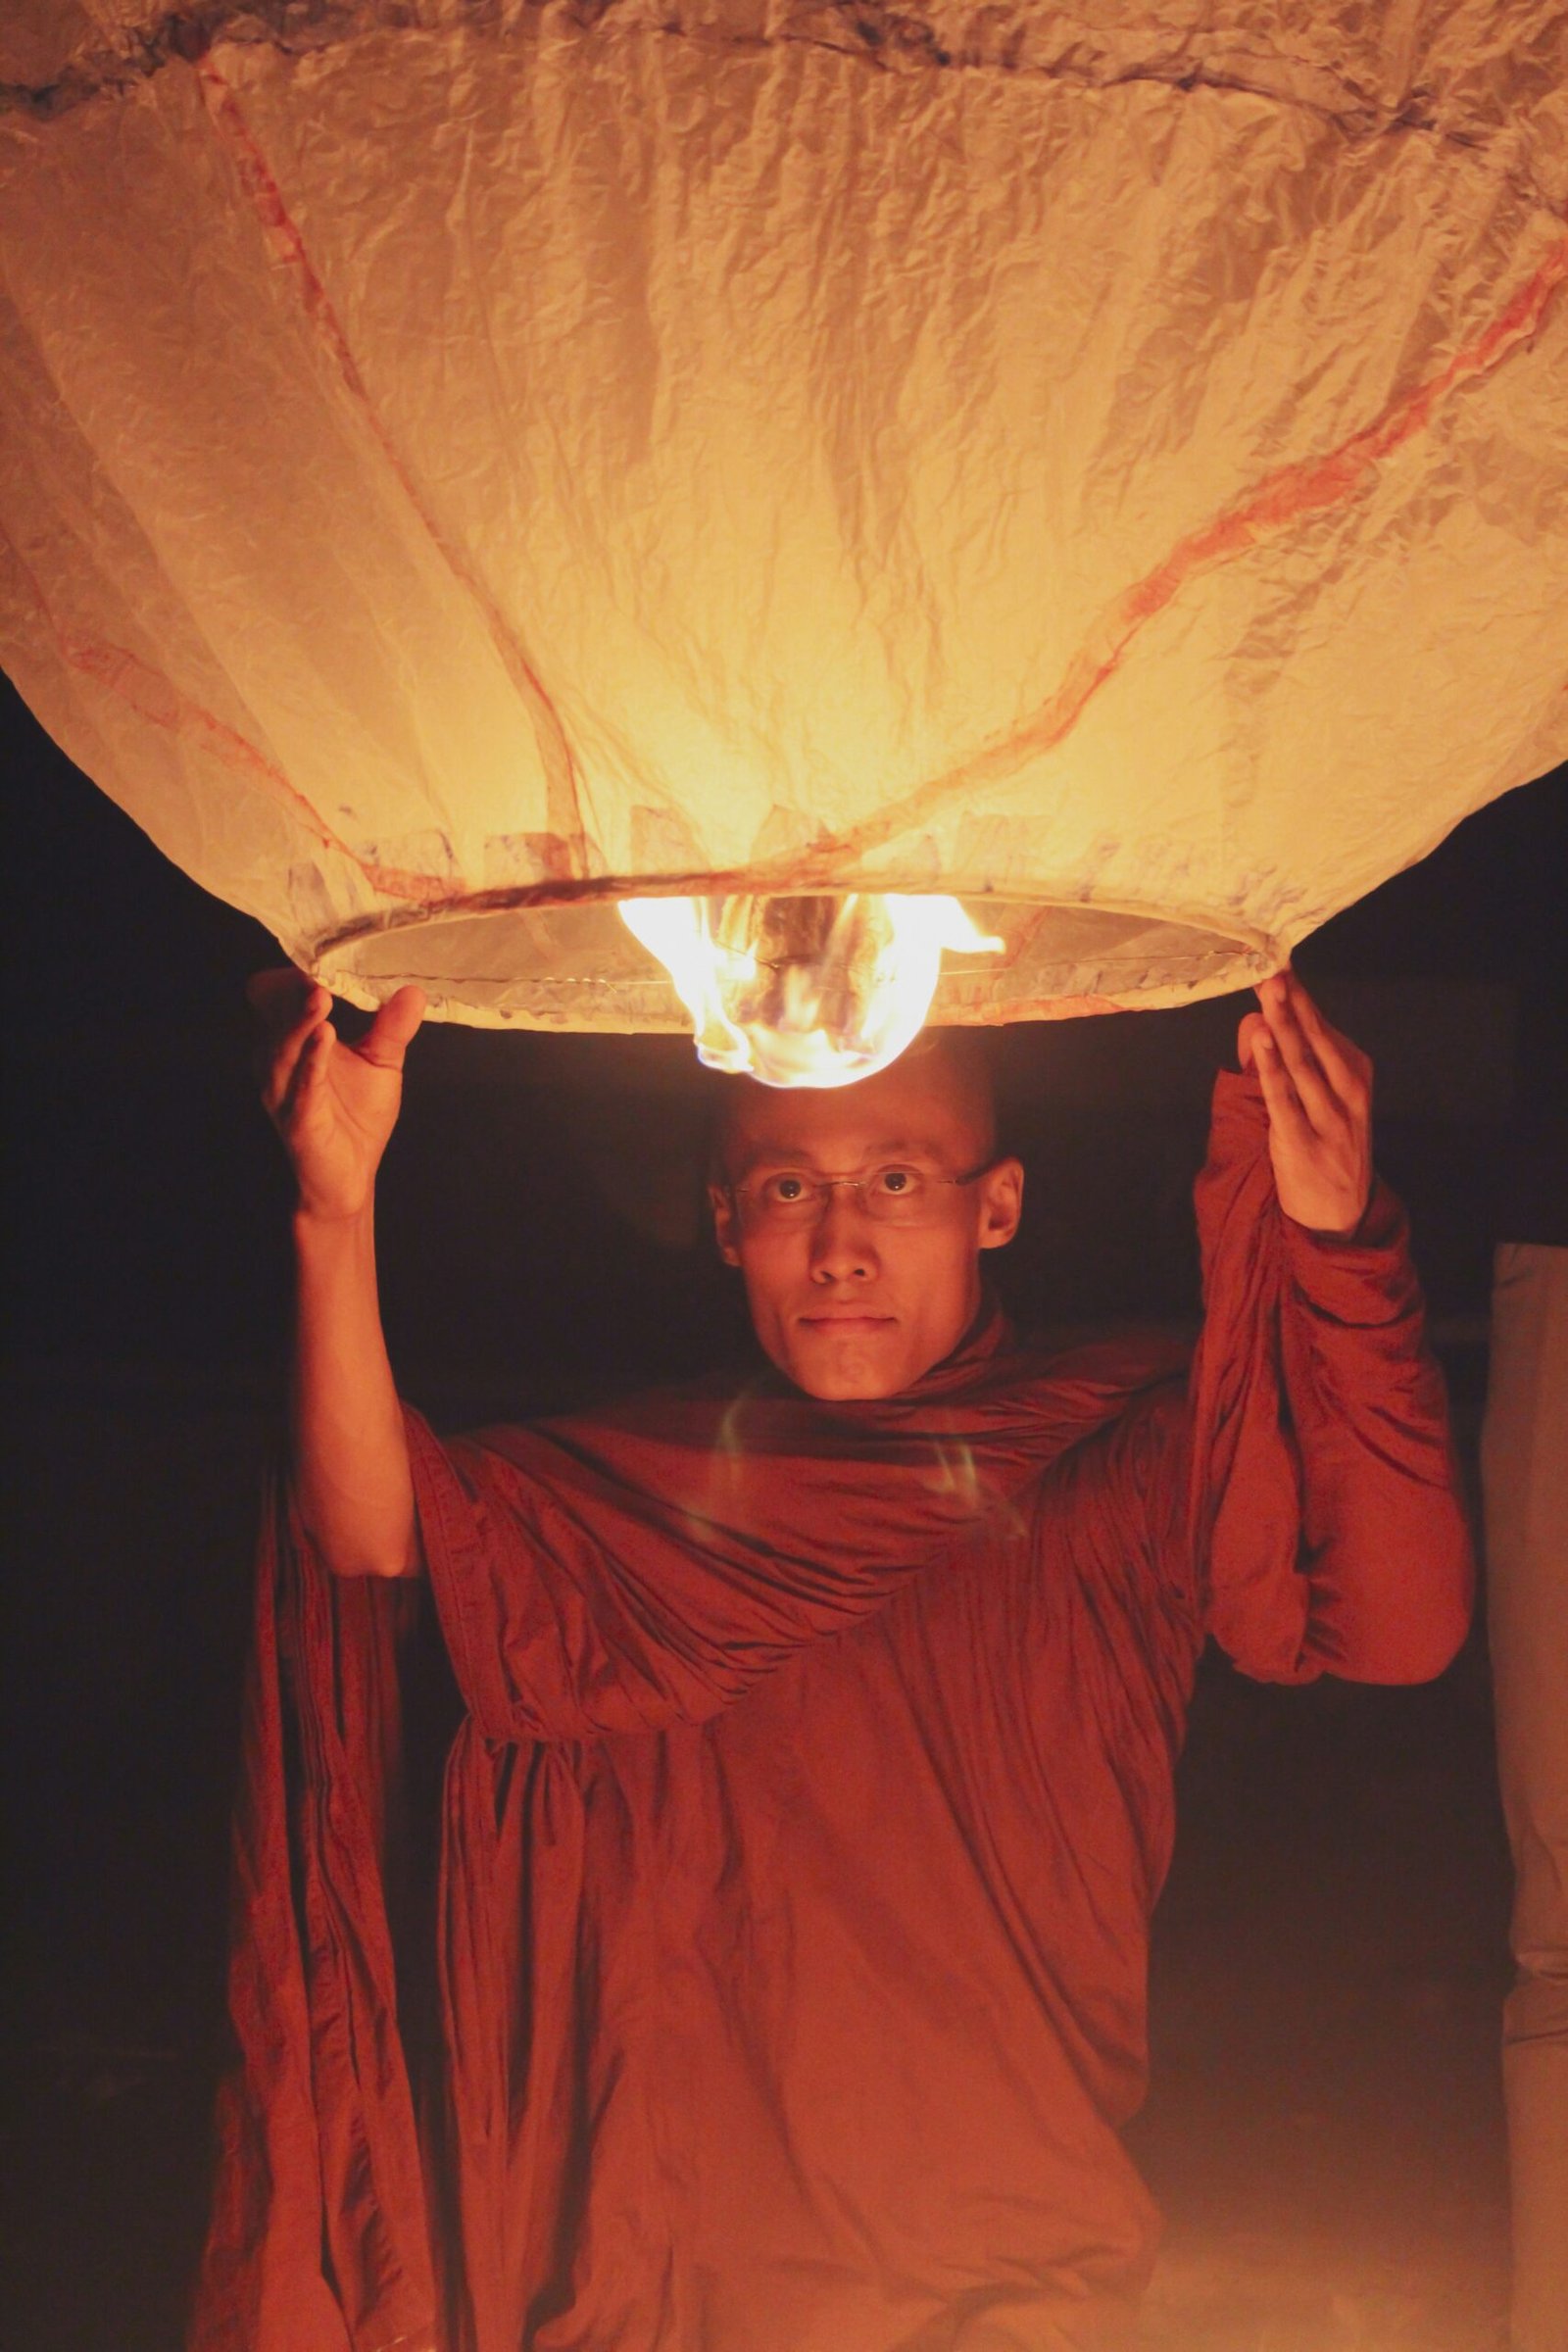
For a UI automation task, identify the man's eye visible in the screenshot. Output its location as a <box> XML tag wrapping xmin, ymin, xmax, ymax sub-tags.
<box><xmin>872</xmin><ymin>1167</ymin><xmax>918</xmax><ymax>1198</ymax></box>
<box><xmin>763</xmin><ymin>1174</ymin><xmax>809</xmax><ymax>1204</ymax></box>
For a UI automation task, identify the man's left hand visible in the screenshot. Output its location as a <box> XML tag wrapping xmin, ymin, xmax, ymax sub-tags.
<box><xmin>1239</xmin><ymin>971</ymin><xmax>1373</xmax><ymax>1238</ymax></box>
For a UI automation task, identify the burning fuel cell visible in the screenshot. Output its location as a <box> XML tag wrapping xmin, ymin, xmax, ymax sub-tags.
<box><xmin>618</xmin><ymin>897</ymin><xmax>1003</xmax><ymax>1088</ymax></box>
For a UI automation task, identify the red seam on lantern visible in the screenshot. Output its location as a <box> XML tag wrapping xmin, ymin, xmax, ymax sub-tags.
<box><xmin>781</xmin><ymin>228</ymin><xmax>1568</xmax><ymax>877</ymax></box>
<box><xmin>21</xmin><ymin>64</ymin><xmax>1564</xmax><ymax>928</ymax></box>
<box><xmin>195</xmin><ymin>57</ymin><xmax>590</xmax><ymax>884</ymax></box>
<box><xmin>5</xmin><ymin>533</ymin><xmax>455</xmax><ymax>905</ymax></box>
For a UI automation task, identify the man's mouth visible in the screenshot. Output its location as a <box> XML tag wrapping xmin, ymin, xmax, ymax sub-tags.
<box><xmin>799</xmin><ymin>1312</ymin><xmax>896</xmax><ymax>1333</ymax></box>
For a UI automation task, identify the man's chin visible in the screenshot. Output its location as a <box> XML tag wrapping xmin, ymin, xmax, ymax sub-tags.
<box><xmin>780</xmin><ymin>1322</ymin><xmax>911</xmax><ymax>1402</ymax></box>
<box><xmin>791</xmin><ymin>1364</ymin><xmax>906</xmax><ymax>1401</ymax></box>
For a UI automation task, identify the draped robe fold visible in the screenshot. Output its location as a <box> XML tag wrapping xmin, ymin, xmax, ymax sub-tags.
<box><xmin>191</xmin><ymin>1073</ymin><xmax>1473</xmax><ymax>2352</ymax></box>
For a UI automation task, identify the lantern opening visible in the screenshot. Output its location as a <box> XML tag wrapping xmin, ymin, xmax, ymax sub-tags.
<box><xmin>317</xmin><ymin>893</ymin><xmax>1273</xmax><ymax>1032</ymax></box>
<box><xmin>617</xmin><ymin>894</ymin><xmax>1003</xmax><ymax>1088</ymax></box>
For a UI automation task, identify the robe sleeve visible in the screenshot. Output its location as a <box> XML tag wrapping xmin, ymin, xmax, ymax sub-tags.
<box><xmin>1181</xmin><ymin>1068</ymin><xmax>1474</xmax><ymax>1685</ymax></box>
<box><xmin>412</xmin><ymin>1407</ymin><xmax>727</xmax><ymax>1743</ymax></box>
<box><xmin>189</xmin><ymin>1472</ymin><xmax>439</xmax><ymax>2352</ymax></box>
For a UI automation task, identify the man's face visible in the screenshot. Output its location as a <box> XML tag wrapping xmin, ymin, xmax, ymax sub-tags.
<box><xmin>708</xmin><ymin>1046</ymin><xmax>1023</xmax><ymax>1400</ymax></box>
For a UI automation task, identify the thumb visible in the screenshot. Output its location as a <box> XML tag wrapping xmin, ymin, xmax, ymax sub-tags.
<box><xmin>360</xmin><ymin>984</ymin><xmax>427</xmax><ymax>1070</ymax></box>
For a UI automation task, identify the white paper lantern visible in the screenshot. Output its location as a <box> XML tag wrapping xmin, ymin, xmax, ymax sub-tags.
<box><xmin>2</xmin><ymin>0</ymin><xmax>1564</xmax><ymax>1043</ymax></box>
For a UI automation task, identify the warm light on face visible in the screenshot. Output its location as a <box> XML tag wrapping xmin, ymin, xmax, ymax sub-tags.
<box><xmin>619</xmin><ymin>893</ymin><xmax>1002</xmax><ymax>1088</ymax></box>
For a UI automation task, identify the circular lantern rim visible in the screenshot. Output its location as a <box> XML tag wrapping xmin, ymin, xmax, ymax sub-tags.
<box><xmin>307</xmin><ymin>884</ymin><xmax>1282</xmax><ymax>1034</ymax></box>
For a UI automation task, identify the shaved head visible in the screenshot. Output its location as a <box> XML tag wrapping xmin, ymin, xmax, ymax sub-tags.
<box><xmin>710</xmin><ymin>1028</ymin><xmax>998</xmax><ymax>1185</ymax></box>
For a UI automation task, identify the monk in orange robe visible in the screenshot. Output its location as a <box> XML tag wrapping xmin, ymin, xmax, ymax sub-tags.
<box><xmin>193</xmin><ymin>971</ymin><xmax>1471</xmax><ymax>2352</ymax></box>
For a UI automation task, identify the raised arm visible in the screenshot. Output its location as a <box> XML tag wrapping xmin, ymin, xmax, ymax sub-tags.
<box><xmin>1191</xmin><ymin>971</ymin><xmax>1472</xmax><ymax>1685</ymax></box>
<box><xmin>250</xmin><ymin>969</ymin><xmax>427</xmax><ymax>1578</ymax></box>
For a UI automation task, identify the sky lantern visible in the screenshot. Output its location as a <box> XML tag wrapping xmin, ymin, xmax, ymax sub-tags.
<box><xmin>1</xmin><ymin>2</ymin><xmax>1564</xmax><ymax>1084</ymax></box>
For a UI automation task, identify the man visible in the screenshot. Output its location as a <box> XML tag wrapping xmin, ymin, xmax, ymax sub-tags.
<box><xmin>194</xmin><ymin>970</ymin><xmax>1472</xmax><ymax>2352</ymax></box>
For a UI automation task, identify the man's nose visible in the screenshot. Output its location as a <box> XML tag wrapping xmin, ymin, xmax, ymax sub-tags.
<box><xmin>808</xmin><ymin>1186</ymin><xmax>879</xmax><ymax>1282</ymax></box>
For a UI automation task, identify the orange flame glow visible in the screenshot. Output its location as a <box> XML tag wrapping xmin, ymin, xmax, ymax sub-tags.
<box><xmin>618</xmin><ymin>893</ymin><xmax>1003</xmax><ymax>1087</ymax></box>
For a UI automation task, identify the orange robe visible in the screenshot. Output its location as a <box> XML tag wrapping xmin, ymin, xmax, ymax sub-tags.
<box><xmin>191</xmin><ymin>1075</ymin><xmax>1472</xmax><ymax>2352</ymax></box>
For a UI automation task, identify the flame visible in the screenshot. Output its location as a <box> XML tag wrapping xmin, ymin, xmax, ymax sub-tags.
<box><xmin>618</xmin><ymin>893</ymin><xmax>1003</xmax><ymax>1087</ymax></box>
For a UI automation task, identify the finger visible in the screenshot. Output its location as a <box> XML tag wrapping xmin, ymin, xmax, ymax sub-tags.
<box><xmin>1251</xmin><ymin>1020</ymin><xmax>1312</xmax><ymax>1141</ymax></box>
<box><xmin>246</xmin><ymin>966</ymin><xmax>325</xmax><ymax>1038</ymax></box>
<box><xmin>1279</xmin><ymin>974</ymin><xmax>1370</xmax><ymax>1112</ymax></box>
<box><xmin>357</xmin><ymin>984</ymin><xmax>426</xmax><ymax>1072</ymax></box>
<box><xmin>258</xmin><ymin>986</ymin><xmax>333</xmax><ymax>1113</ymax></box>
<box><xmin>1237</xmin><ymin>1009</ymin><xmax>1267</xmax><ymax>1073</ymax></box>
<box><xmin>277</xmin><ymin>1013</ymin><xmax>334</xmax><ymax>1130</ymax></box>
<box><xmin>1255</xmin><ymin>978</ymin><xmax>1338</xmax><ymax>1133</ymax></box>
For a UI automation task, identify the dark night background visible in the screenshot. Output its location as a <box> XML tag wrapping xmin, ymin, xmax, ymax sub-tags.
<box><xmin>2</xmin><ymin>662</ymin><xmax>1563</xmax><ymax>2349</ymax></box>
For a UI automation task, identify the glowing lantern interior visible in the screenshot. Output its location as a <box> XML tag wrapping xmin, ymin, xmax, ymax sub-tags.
<box><xmin>0</xmin><ymin>1</ymin><xmax>1563</xmax><ymax>1041</ymax></box>
<box><xmin>618</xmin><ymin>895</ymin><xmax>1003</xmax><ymax>1087</ymax></box>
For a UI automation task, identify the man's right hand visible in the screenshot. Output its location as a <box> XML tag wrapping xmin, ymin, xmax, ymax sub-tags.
<box><xmin>249</xmin><ymin>969</ymin><xmax>426</xmax><ymax>1222</ymax></box>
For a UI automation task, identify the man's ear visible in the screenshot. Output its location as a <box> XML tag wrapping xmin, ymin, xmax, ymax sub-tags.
<box><xmin>976</xmin><ymin>1156</ymin><xmax>1024</xmax><ymax>1251</ymax></box>
<box><xmin>709</xmin><ymin>1181</ymin><xmax>743</xmax><ymax>1267</ymax></box>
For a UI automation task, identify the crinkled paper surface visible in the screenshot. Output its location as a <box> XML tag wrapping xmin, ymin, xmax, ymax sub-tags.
<box><xmin>2</xmin><ymin>0</ymin><xmax>1565</xmax><ymax>1026</ymax></box>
